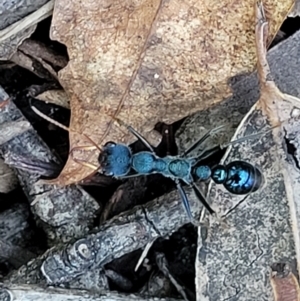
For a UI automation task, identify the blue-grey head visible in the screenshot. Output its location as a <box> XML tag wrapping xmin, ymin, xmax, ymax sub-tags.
<box><xmin>98</xmin><ymin>142</ymin><xmax>132</xmax><ymax>177</ymax></box>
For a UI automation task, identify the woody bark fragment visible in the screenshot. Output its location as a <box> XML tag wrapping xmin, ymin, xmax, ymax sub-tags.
<box><xmin>6</xmin><ymin>188</ymin><xmax>200</xmax><ymax>285</ymax></box>
<box><xmin>0</xmin><ymin>86</ymin><xmax>99</xmax><ymax>246</ymax></box>
<box><xmin>0</xmin><ymin>283</ymin><xmax>183</xmax><ymax>301</ymax></box>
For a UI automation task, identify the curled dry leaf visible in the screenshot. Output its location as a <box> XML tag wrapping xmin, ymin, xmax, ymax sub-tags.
<box><xmin>196</xmin><ymin>2</ymin><xmax>300</xmax><ymax>300</ymax></box>
<box><xmin>35</xmin><ymin>89</ymin><xmax>70</xmax><ymax>109</ymax></box>
<box><xmin>48</xmin><ymin>0</ymin><xmax>294</xmax><ymax>185</ymax></box>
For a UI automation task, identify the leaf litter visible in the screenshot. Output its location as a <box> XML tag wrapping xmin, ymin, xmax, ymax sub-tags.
<box><xmin>48</xmin><ymin>0</ymin><xmax>294</xmax><ymax>185</ymax></box>
<box><xmin>195</xmin><ymin>2</ymin><xmax>300</xmax><ymax>300</ymax></box>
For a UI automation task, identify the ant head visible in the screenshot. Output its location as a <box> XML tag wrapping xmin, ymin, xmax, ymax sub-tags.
<box><xmin>98</xmin><ymin>142</ymin><xmax>132</xmax><ymax>177</ymax></box>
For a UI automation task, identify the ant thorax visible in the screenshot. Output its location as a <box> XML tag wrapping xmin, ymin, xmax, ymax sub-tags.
<box><xmin>131</xmin><ymin>152</ymin><xmax>193</xmax><ymax>181</ymax></box>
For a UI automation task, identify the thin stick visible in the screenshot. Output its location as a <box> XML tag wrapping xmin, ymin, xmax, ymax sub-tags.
<box><xmin>31</xmin><ymin>106</ymin><xmax>70</xmax><ymax>132</ymax></box>
<box><xmin>135</xmin><ymin>239</ymin><xmax>156</xmax><ymax>272</ymax></box>
<box><xmin>0</xmin><ymin>1</ymin><xmax>54</xmax><ymax>42</ymax></box>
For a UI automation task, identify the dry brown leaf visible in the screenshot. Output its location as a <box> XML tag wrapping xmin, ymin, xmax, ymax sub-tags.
<box><xmin>271</xmin><ymin>263</ymin><xmax>300</xmax><ymax>301</ymax></box>
<box><xmin>49</xmin><ymin>0</ymin><xmax>294</xmax><ymax>185</ymax></box>
<box><xmin>35</xmin><ymin>89</ymin><xmax>69</xmax><ymax>109</ymax></box>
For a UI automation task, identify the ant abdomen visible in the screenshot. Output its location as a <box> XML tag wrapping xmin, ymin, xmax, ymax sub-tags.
<box><xmin>211</xmin><ymin>161</ymin><xmax>264</xmax><ymax>194</ymax></box>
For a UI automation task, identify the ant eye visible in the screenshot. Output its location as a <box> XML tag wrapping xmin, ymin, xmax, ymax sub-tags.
<box><xmin>105</xmin><ymin>142</ymin><xmax>116</xmax><ymax>147</ymax></box>
<box><xmin>99</xmin><ymin>168</ymin><xmax>113</xmax><ymax>176</ymax></box>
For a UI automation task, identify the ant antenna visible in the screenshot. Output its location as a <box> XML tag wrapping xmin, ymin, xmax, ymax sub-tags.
<box><xmin>192</xmin><ymin>125</ymin><xmax>279</xmax><ymax>164</ymax></box>
<box><xmin>81</xmin><ymin>133</ymin><xmax>103</xmax><ymax>153</ymax></box>
<box><xmin>31</xmin><ymin>106</ymin><xmax>102</xmax><ymax>153</ymax></box>
<box><xmin>220</xmin><ymin>125</ymin><xmax>279</xmax><ymax>149</ymax></box>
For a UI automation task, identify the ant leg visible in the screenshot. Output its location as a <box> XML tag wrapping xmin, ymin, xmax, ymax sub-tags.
<box><xmin>113</xmin><ymin>117</ymin><xmax>155</xmax><ymax>153</ymax></box>
<box><xmin>175</xmin><ymin>180</ymin><xmax>207</xmax><ymax>226</ymax></box>
<box><xmin>192</xmin><ymin>145</ymin><xmax>222</xmax><ymax>164</ymax></box>
<box><xmin>175</xmin><ymin>179</ymin><xmax>193</xmax><ymax>221</ymax></box>
<box><xmin>182</xmin><ymin>125</ymin><xmax>226</xmax><ymax>156</ymax></box>
<box><xmin>116</xmin><ymin>173</ymin><xmax>141</xmax><ymax>179</ymax></box>
<box><xmin>127</xmin><ymin>126</ymin><xmax>155</xmax><ymax>153</ymax></box>
<box><xmin>192</xmin><ymin>127</ymin><xmax>275</xmax><ymax>165</ymax></box>
<box><xmin>190</xmin><ymin>181</ymin><xmax>215</xmax><ymax>215</ymax></box>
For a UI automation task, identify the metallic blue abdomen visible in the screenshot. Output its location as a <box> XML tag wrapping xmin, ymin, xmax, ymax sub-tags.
<box><xmin>211</xmin><ymin>161</ymin><xmax>263</xmax><ymax>194</ymax></box>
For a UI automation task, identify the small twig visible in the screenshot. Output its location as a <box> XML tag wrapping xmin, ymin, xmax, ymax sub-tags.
<box><xmin>34</xmin><ymin>55</ymin><xmax>59</xmax><ymax>80</ymax></box>
<box><xmin>31</xmin><ymin>106</ymin><xmax>70</xmax><ymax>132</ymax></box>
<box><xmin>155</xmin><ymin>253</ymin><xmax>193</xmax><ymax>301</ymax></box>
<box><xmin>0</xmin><ymin>284</ymin><xmax>183</xmax><ymax>301</ymax></box>
<box><xmin>19</xmin><ymin>39</ymin><xmax>68</xmax><ymax>69</ymax></box>
<box><xmin>10</xmin><ymin>51</ymin><xmax>53</xmax><ymax>80</ymax></box>
<box><xmin>135</xmin><ymin>239</ymin><xmax>156</xmax><ymax>272</ymax></box>
<box><xmin>0</xmin><ymin>1</ymin><xmax>54</xmax><ymax>42</ymax></box>
<box><xmin>3</xmin><ymin>152</ymin><xmax>62</xmax><ymax>177</ymax></box>
<box><xmin>0</xmin><ymin>120</ymin><xmax>31</xmax><ymax>145</ymax></box>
